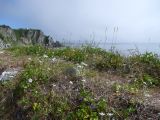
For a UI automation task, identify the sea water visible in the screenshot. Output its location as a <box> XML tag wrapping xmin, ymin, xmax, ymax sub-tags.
<box><xmin>64</xmin><ymin>42</ymin><xmax>160</xmax><ymax>56</ymax></box>
<box><xmin>99</xmin><ymin>43</ymin><xmax>160</xmax><ymax>55</ymax></box>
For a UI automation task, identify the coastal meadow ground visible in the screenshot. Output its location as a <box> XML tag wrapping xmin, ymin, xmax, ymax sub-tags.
<box><xmin>0</xmin><ymin>45</ymin><xmax>160</xmax><ymax>119</ymax></box>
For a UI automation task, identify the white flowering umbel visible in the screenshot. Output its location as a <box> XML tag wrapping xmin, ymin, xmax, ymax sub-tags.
<box><xmin>81</xmin><ymin>79</ymin><xmax>86</xmax><ymax>82</ymax></box>
<box><xmin>99</xmin><ymin>112</ymin><xmax>105</xmax><ymax>116</ymax></box>
<box><xmin>43</xmin><ymin>54</ymin><xmax>48</xmax><ymax>58</ymax></box>
<box><xmin>75</xmin><ymin>62</ymin><xmax>88</xmax><ymax>77</ymax></box>
<box><xmin>28</xmin><ymin>78</ymin><xmax>33</xmax><ymax>83</ymax></box>
<box><xmin>107</xmin><ymin>113</ymin><xmax>113</xmax><ymax>117</ymax></box>
<box><xmin>51</xmin><ymin>58</ymin><xmax>56</xmax><ymax>62</ymax></box>
<box><xmin>28</xmin><ymin>57</ymin><xmax>32</xmax><ymax>61</ymax></box>
<box><xmin>81</xmin><ymin>62</ymin><xmax>88</xmax><ymax>67</ymax></box>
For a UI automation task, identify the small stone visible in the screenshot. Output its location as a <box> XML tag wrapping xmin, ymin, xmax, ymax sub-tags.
<box><xmin>0</xmin><ymin>68</ymin><xmax>19</xmax><ymax>81</ymax></box>
<box><xmin>52</xmin><ymin>84</ymin><xmax>56</xmax><ymax>87</ymax></box>
<box><xmin>69</xmin><ymin>81</ymin><xmax>73</xmax><ymax>85</ymax></box>
<box><xmin>65</xmin><ymin>76</ymin><xmax>67</xmax><ymax>79</ymax></box>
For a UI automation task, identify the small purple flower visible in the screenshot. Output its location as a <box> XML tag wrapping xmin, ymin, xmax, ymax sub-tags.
<box><xmin>90</xmin><ymin>104</ymin><xmax>97</xmax><ymax>110</ymax></box>
<box><xmin>79</xmin><ymin>97</ymin><xmax>84</xmax><ymax>102</ymax></box>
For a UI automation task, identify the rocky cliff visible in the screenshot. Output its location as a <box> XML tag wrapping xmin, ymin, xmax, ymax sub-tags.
<box><xmin>0</xmin><ymin>25</ymin><xmax>61</xmax><ymax>48</ymax></box>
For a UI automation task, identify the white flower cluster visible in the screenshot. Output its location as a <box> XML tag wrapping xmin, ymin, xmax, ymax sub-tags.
<box><xmin>99</xmin><ymin>112</ymin><xmax>105</xmax><ymax>116</ymax></box>
<box><xmin>144</xmin><ymin>93</ymin><xmax>151</xmax><ymax>97</ymax></box>
<box><xmin>51</xmin><ymin>57</ymin><xmax>56</xmax><ymax>62</ymax></box>
<box><xmin>81</xmin><ymin>79</ymin><xmax>86</xmax><ymax>82</ymax></box>
<box><xmin>43</xmin><ymin>54</ymin><xmax>48</xmax><ymax>58</ymax></box>
<box><xmin>75</xmin><ymin>62</ymin><xmax>88</xmax><ymax>76</ymax></box>
<box><xmin>99</xmin><ymin>112</ymin><xmax>113</xmax><ymax>117</ymax></box>
<box><xmin>39</xmin><ymin>60</ymin><xmax>42</xmax><ymax>63</ymax></box>
<box><xmin>81</xmin><ymin>62</ymin><xmax>88</xmax><ymax>67</ymax></box>
<box><xmin>28</xmin><ymin>78</ymin><xmax>33</xmax><ymax>83</ymax></box>
<box><xmin>28</xmin><ymin>57</ymin><xmax>32</xmax><ymax>61</ymax></box>
<box><xmin>107</xmin><ymin>113</ymin><xmax>113</xmax><ymax>116</ymax></box>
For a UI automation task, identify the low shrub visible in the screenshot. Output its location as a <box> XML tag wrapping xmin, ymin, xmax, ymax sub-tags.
<box><xmin>95</xmin><ymin>52</ymin><xmax>124</xmax><ymax>71</ymax></box>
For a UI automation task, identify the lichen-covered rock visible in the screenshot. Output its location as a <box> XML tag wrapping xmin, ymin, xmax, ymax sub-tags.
<box><xmin>0</xmin><ymin>68</ymin><xmax>20</xmax><ymax>81</ymax></box>
<box><xmin>0</xmin><ymin>25</ymin><xmax>17</xmax><ymax>42</ymax></box>
<box><xmin>0</xmin><ymin>38</ymin><xmax>11</xmax><ymax>49</ymax></box>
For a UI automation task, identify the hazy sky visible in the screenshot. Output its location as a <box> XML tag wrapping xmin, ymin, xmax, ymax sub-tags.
<box><xmin>0</xmin><ymin>0</ymin><xmax>160</xmax><ymax>43</ymax></box>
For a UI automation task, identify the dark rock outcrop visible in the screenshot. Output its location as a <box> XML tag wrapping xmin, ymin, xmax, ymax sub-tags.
<box><xmin>0</xmin><ymin>25</ymin><xmax>62</xmax><ymax>48</ymax></box>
